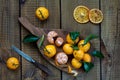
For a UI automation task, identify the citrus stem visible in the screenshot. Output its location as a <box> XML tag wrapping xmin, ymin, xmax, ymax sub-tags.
<box><xmin>13</xmin><ymin>63</ymin><xmax>19</xmax><ymax>67</ymax></box>
<box><xmin>44</xmin><ymin>47</ymin><xmax>50</xmax><ymax>54</ymax></box>
<box><xmin>39</xmin><ymin>10</ymin><xmax>44</xmax><ymax>19</ymax></box>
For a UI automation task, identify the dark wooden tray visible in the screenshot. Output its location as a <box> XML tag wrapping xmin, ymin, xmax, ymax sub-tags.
<box><xmin>19</xmin><ymin>17</ymin><xmax>95</xmax><ymax>75</ymax></box>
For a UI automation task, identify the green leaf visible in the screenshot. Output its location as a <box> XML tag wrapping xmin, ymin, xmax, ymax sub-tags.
<box><xmin>71</xmin><ymin>45</ymin><xmax>79</xmax><ymax>50</ymax></box>
<box><xmin>70</xmin><ymin>32</ymin><xmax>80</xmax><ymax>41</ymax></box>
<box><xmin>83</xmin><ymin>34</ymin><xmax>98</xmax><ymax>45</ymax></box>
<box><xmin>38</xmin><ymin>35</ymin><xmax>45</xmax><ymax>48</ymax></box>
<box><xmin>83</xmin><ymin>62</ymin><xmax>94</xmax><ymax>72</ymax></box>
<box><xmin>91</xmin><ymin>50</ymin><xmax>104</xmax><ymax>58</ymax></box>
<box><xmin>23</xmin><ymin>34</ymin><xmax>40</xmax><ymax>43</ymax></box>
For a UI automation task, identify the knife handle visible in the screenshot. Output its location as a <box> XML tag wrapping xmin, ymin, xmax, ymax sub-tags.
<box><xmin>32</xmin><ymin>60</ymin><xmax>53</xmax><ymax>76</ymax></box>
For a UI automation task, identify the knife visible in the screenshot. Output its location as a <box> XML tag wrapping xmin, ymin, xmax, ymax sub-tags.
<box><xmin>11</xmin><ymin>45</ymin><xmax>53</xmax><ymax>76</ymax></box>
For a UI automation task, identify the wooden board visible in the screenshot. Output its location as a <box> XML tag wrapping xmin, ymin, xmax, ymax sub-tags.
<box><xmin>61</xmin><ymin>0</ymin><xmax>100</xmax><ymax>80</ymax></box>
<box><xmin>0</xmin><ymin>0</ymin><xmax>120</xmax><ymax>80</ymax></box>
<box><xmin>0</xmin><ymin>0</ymin><xmax>21</xmax><ymax>80</ymax></box>
<box><xmin>101</xmin><ymin>0</ymin><xmax>120</xmax><ymax>80</ymax></box>
<box><xmin>20</xmin><ymin>0</ymin><xmax>61</xmax><ymax>80</ymax></box>
<box><xmin>19</xmin><ymin>17</ymin><xmax>95</xmax><ymax>75</ymax></box>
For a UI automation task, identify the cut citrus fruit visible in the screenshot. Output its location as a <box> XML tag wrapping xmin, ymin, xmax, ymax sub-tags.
<box><xmin>89</xmin><ymin>9</ymin><xmax>103</xmax><ymax>24</ymax></box>
<box><xmin>73</xmin><ymin>6</ymin><xmax>89</xmax><ymax>23</ymax></box>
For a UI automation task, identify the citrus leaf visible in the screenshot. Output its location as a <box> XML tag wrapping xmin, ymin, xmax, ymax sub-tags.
<box><xmin>38</xmin><ymin>35</ymin><xmax>45</xmax><ymax>48</ymax></box>
<box><xmin>23</xmin><ymin>34</ymin><xmax>40</xmax><ymax>43</ymax></box>
<box><xmin>71</xmin><ymin>45</ymin><xmax>79</xmax><ymax>50</ymax></box>
<box><xmin>70</xmin><ymin>32</ymin><xmax>80</xmax><ymax>41</ymax></box>
<box><xmin>83</xmin><ymin>34</ymin><xmax>98</xmax><ymax>45</ymax></box>
<box><xmin>91</xmin><ymin>50</ymin><xmax>104</xmax><ymax>58</ymax></box>
<box><xmin>83</xmin><ymin>62</ymin><xmax>94</xmax><ymax>72</ymax></box>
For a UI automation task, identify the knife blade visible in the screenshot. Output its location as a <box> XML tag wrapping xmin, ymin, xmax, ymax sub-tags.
<box><xmin>11</xmin><ymin>45</ymin><xmax>53</xmax><ymax>76</ymax></box>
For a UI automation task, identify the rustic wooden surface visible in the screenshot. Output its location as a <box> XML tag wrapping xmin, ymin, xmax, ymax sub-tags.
<box><xmin>0</xmin><ymin>0</ymin><xmax>120</xmax><ymax>80</ymax></box>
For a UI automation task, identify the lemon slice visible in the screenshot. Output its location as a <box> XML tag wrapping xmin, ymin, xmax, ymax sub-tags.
<box><xmin>89</xmin><ymin>9</ymin><xmax>103</xmax><ymax>24</ymax></box>
<box><xmin>73</xmin><ymin>6</ymin><xmax>89</xmax><ymax>23</ymax></box>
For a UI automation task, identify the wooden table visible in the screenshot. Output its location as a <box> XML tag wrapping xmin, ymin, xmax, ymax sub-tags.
<box><xmin>0</xmin><ymin>0</ymin><xmax>120</xmax><ymax>80</ymax></box>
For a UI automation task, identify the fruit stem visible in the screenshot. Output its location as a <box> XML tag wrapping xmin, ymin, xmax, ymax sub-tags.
<box><xmin>44</xmin><ymin>47</ymin><xmax>50</xmax><ymax>54</ymax></box>
<box><xmin>13</xmin><ymin>63</ymin><xmax>19</xmax><ymax>67</ymax></box>
<box><xmin>39</xmin><ymin>10</ymin><xmax>44</xmax><ymax>19</ymax></box>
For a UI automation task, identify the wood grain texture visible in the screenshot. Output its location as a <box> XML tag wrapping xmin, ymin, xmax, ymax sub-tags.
<box><xmin>0</xmin><ymin>0</ymin><xmax>119</xmax><ymax>80</ymax></box>
<box><xmin>61</xmin><ymin>0</ymin><xmax>100</xmax><ymax>80</ymax></box>
<box><xmin>21</xmin><ymin>0</ymin><xmax>61</xmax><ymax>80</ymax></box>
<box><xmin>101</xmin><ymin>0</ymin><xmax>120</xmax><ymax>80</ymax></box>
<box><xmin>0</xmin><ymin>0</ymin><xmax>21</xmax><ymax>80</ymax></box>
<box><xmin>19</xmin><ymin>17</ymin><xmax>100</xmax><ymax>78</ymax></box>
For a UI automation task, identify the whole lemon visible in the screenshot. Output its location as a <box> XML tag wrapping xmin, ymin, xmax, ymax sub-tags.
<box><xmin>35</xmin><ymin>7</ymin><xmax>49</xmax><ymax>20</ymax></box>
<box><xmin>78</xmin><ymin>40</ymin><xmax>90</xmax><ymax>52</ymax></box>
<box><xmin>6</xmin><ymin>57</ymin><xmax>19</xmax><ymax>70</ymax></box>
<box><xmin>73</xmin><ymin>49</ymin><xmax>84</xmax><ymax>61</ymax></box>
<box><xmin>83</xmin><ymin>53</ymin><xmax>92</xmax><ymax>62</ymax></box>
<box><xmin>44</xmin><ymin>45</ymin><xmax>56</xmax><ymax>58</ymax></box>
<box><xmin>63</xmin><ymin>43</ymin><xmax>73</xmax><ymax>55</ymax></box>
<box><xmin>66</xmin><ymin>34</ymin><xmax>79</xmax><ymax>44</ymax></box>
<box><xmin>71</xmin><ymin>58</ymin><xmax>82</xmax><ymax>69</ymax></box>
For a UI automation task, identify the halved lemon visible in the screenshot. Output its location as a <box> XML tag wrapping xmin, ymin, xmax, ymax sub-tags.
<box><xmin>89</xmin><ymin>9</ymin><xmax>103</xmax><ymax>24</ymax></box>
<box><xmin>73</xmin><ymin>6</ymin><xmax>89</xmax><ymax>23</ymax></box>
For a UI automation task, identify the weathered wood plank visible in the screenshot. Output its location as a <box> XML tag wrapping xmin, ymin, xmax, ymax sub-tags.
<box><xmin>61</xmin><ymin>0</ymin><xmax>100</xmax><ymax>80</ymax></box>
<box><xmin>21</xmin><ymin>0</ymin><xmax>61</xmax><ymax>80</ymax></box>
<box><xmin>101</xmin><ymin>0</ymin><xmax>120</xmax><ymax>80</ymax></box>
<box><xmin>0</xmin><ymin>0</ymin><xmax>21</xmax><ymax>80</ymax></box>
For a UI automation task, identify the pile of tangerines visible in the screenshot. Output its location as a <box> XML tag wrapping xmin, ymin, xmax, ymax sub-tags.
<box><xmin>64</xmin><ymin>34</ymin><xmax>92</xmax><ymax>69</ymax></box>
<box><xmin>43</xmin><ymin>31</ymin><xmax>92</xmax><ymax>74</ymax></box>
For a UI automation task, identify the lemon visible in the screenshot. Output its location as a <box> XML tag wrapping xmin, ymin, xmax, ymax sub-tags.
<box><xmin>73</xmin><ymin>6</ymin><xmax>89</xmax><ymax>23</ymax></box>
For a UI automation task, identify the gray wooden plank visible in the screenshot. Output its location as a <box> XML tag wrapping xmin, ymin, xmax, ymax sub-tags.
<box><xmin>101</xmin><ymin>0</ymin><xmax>120</xmax><ymax>80</ymax></box>
<box><xmin>21</xmin><ymin>0</ymin><xmax>61</xmax><ymax>80</ymax></box>
<box><xmin>0</xmin><ymin>0</ymin><xmax>21</xmax><ymax>80</ymax></box>
<box><xmin>61</xmin><ymin>0</ymin><xmax>100</xmax><ymax>80</ymax></box>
